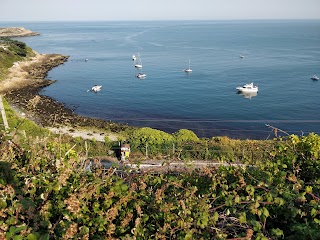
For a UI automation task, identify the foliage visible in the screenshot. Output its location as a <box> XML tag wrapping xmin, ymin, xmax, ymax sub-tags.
<box><xmin>129</xmin><ymin>127</ymin><xmax>174</xmax><ymax>156</ymax></box>
<box><xmin>174</xmin><ymin>129</ymin><xmax>199</xmax><ymax>143</ymax></box>
<box><xmin>0</xmin><ymin>38</ymin><xmax>27</xmax><ymax>57</ymax></box>
<box><xmin>1</xmin><ymin>97</ymin><xmax>50</xmax><ymax>137</ymax></box>
<box><xmin>1</xmin><ymin>131</ymin><xmax>320</xmax><ymax>239</ymax></box>
<box><xmin>127</xmin><ymin>127</ymin><xmax>274</xmax><ymax>162</ymax></box>
<box><xmin>0</xmin><ymin>37</ymin><xmax>34</xmax><ymax>81</ymax></box>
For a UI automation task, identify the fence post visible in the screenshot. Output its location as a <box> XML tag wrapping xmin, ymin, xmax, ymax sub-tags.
<box><xmin>173</xmin><ymin>143</ymin><xmax>175</xmax><ymax>155</ymax></box>
<box><xmin>146</xmin><ymin>143</ymin><xmax>148</xmax><ymax>159</ymax></box>
<box><xmin>85</xmin><ymin>141</ymin><xmax>88</xmax><ymax>159</ymax></box>
<box><xmin>0</xmin><ymin>95</ymin><xmax>9</xmax><ymax>130</ymax></box>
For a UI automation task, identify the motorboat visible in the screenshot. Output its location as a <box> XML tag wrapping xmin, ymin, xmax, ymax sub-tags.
<box><xmin>132</xmin><ymin>55</ymin><xmax>136</xmax><ymax>61</ymax></box>
<box><xmin>240</xmin><ymin>55</ymin><xmax>244</xmax><ymax>59</ymax></box>
<box><xmin>136</xmin><ymin>73</ymin><xmax>147</xmax><ymax>79</ymax></box>
<box><xmin>89</xmin><ymin>85</ymin><xmax>102</xmax><ymax>92</ymax></box>
<box><xmin>311</xmin><ymin>75</ymin><xmax>319</xmax><ymax>80</ymax></box>
<box><xmin>184</xmin><ymin>59</ymin><xmax>192</xmax><ymax>73</ymax></box>
<box><xmin>236</xmin><ymin>82</ymin><xmax>258</xmax><ymax>93</ymax></box>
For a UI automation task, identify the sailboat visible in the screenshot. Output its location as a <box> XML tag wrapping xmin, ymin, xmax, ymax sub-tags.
<box><xmin>184</xmin><ymin>59</ymin><xmax>192</xmax><ymax>73</ymax></box>
<box><xmin>134</xmin><ymin>53</ymin><xmax>142</xmax><ymax>69</ymax></box>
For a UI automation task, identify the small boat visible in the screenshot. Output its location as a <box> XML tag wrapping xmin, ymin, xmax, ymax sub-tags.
<box><xmin>134</xmin><ymin>53</ymin><xmax>142</xmax><ymax>69</ymax></box>
<box><xmin>311</xmin><ymin>75</ymin><xmax>319</xmax><ymax>80</ymax></box>
<box><xmin>184</xmin><ymin>59</ymin><xmax>192</xmax><ymax>73</ymax></box>
<box><xmin>136</xmin><ymin>73</ymin><xmax>147</xmax><ymax>79</ymax></box>
<box><xmin>240</xmin><ymin>55</ymin><xmax>244</xmax><ymax>59</ymax></box>
<box><xmin>89</xmin><ymin>85</ymin><xmax>102</xmax><ymax>92</ymax></box>
<box><xmin>236</xmin><ymin>82</ymin><xmax>258</xmax><ymax>93</ymax></box>
<box><xmin>132</xmin><ymin>55</ymin><xmax>136</xmax><ymax>61</ymax></box>
<box><xmin>85</xmin><ymin>58</ymin><xmax>89</xmax><ymax>62</ymax></box>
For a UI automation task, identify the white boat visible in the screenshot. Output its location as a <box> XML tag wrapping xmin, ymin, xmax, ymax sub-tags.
<box><xmin>236</xmin><ymin>83</ymin><xmax>258</xmax><ymax>93</ymax></box>
<box><xmin>184</xmin><ymin>59</ymin><xmax>192</xmax><ymax>73</ymax></box>
<box><xmin>134</xmin><ymin>53</ymin><xmax>142</xmax><ymax>69</ymax></box>
<box><xmin>136</xmin><ymin>73</ymin><xmax>147</xmax><ymax>79</ymax></box>
<box><xmin>311</xmin><ymin>75</ymin><xmax>319</xmax><ymax>80</ymax></box>
<box><xmin>132</xmin><ymin>55</ymin><xmax>136</xmax><ymax>61</ymax></box>
<box><xmin>240</xmin><ymin>55</ymin><xmax>244</xmax><ymax>59</ymax></box>
<box><xmin>89</xmin><ymin>85</ymin><xmax>102</xmax><ymax>92</ymax></box>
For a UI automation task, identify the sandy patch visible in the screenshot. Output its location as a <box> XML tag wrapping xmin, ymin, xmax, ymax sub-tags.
<box><xmin>47</xmin><ymin>126</ymin><xmax>118</xmax><ymax>142</ymax></box>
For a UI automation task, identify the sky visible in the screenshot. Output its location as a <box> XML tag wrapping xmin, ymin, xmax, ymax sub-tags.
<box><xmin>1</xmin><ymin>0</ymin><xmax>320</xmax><ymax>21</ymax></box>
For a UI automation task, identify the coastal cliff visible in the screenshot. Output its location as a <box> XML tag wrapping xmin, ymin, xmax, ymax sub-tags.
<box><xmin>0</xmin><ymin>27</ymin><xmax>39</xmax><ymax>37</ymax></box>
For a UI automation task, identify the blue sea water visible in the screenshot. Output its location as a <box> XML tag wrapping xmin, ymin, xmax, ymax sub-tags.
<box><xmin>2</xmin><ymin>20</ymin><xmax>320</xmax><ymax>139</ymax></box>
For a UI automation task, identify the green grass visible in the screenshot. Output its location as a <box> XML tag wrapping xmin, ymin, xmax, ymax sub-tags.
<box><xmin>0</xmin><ymin>38</ymin><xmax>35</xmax><ymax>81</ymax></box>
<box><xmin>1</xmin><ymin>97</ymin><xmax>50</xmax><ymax>137</ymax></box>
<box><xmin>0</xmin><ymin>47</ymin><xmax>22</xmax><ymax>81</ymax></box>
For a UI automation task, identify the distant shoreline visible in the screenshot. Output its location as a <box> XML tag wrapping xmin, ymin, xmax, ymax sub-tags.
<box><xmin>0</xmin><ymin>27</ymin><xmax>39</xmax><ymax>37</ymax></box>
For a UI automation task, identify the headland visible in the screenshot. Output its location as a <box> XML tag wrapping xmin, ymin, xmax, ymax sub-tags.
<box><xmin>0</xmin><ymin>27</ymin><xmax>40</xmax><ymax>37</ymax></box>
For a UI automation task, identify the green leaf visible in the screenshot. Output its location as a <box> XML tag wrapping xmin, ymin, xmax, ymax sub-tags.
<box><xmin>13</xmin><ymin>236</ymin><xmax>23</xmax><ymax>240</ymax></box>
<box><xmin>274</xmin><ymin>197</ymin><xmax>285</xmax><ymax>206</ymax></box>
<box><xmin>0</xmin><ymin>199</ymin><xmax>7</xmax><ymax>208</ymax></box>
<box><xmin>213</xmin><ymin>212</ymin><xmax>219</xmax><ymax>222</ymax></box>
<box><xmin>121</xmin><ymin>184</ymin><xmax>128</xmax><ymax>191</ymax></box>
<box><xmin>27</xmin><ymin>233</ymin><xmax>40</xmax><ymax>240</ymax></box>
<box><xmin>306</xmin><ymin>186</ymin><xmax>313</xmax><ymax>193</ymax></box>
<box><xmin>185</xmin><ymin>231</ymin><xmax>193</xmax><ymax>240</ymax></box>
<box><xmin>0</xmin><ymin>177</ymin><xmax>6</xmax><ymax>185</ymax></box>
<box><xmin>251</xmin><ymin>220</ymin><xmax>262</xmax><ymax>232</ymax></box>
<box><xmin>239</xmin><ymin>212</ymin><xmax>246</xmax><ymax>224</ymax></box>
<box><xmin>9</xmin><ymin>226</ymin><xmax>16</xmax><ymax>234</ymax></box>
<box><xmin>311</xmin><ymin>208</ymin><xmax>317</xmax><ymax>217</ymax></box>
<box><xmin>15</xmin><ymin>225</ymin><xmax>27</xmax><ymax>233</ymax></box>
<box><xmin>143</xmin><ymin>214</ymin><xmax>149</xmax><ymax>222</ymax></box>
<box><xmin>263</xmin><ymin>207</ymin><xmax>269</xmax><ymax>218</ymax></box>
<box><xmin>234</xmin><ymin>195</ymin><xmax>240</xmax><ymax>204</ymax></box>
<box><xmin>271</xmin><ymin>228</ymin><xmax>284</xmax><ymax>237</ymax></box>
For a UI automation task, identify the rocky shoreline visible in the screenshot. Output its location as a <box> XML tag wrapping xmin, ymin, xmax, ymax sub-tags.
<box><xmin>0</xmin><ymin>27</ymin><xmax>39</xmax><ymax>38</ymax></box>
<box><xmin>2</xmin><ymin>52</ymin><xmax>131</xmax><ymax>134</ymax></box>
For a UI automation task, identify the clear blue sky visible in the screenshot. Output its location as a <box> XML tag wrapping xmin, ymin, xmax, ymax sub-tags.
<box><xmin>1</xmin><ymin>0</ymin><xmax>319</xmax><ymax>21</ymax></box>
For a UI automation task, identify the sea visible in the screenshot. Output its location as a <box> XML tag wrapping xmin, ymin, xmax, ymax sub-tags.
<box><xmin>1</xmin><ymin>20</ymin><xmax>320</xmax><ymax>139</ymax></box>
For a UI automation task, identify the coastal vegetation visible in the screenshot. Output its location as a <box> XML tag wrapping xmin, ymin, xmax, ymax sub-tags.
<box><xmin>0</xmin><ymin>37</ymin><xmax>319</xmax><ymax>239</ymax></box>
<box><xmin>1</xmin><ymin>128</ymin><xmax>320</xmax><ymax>239</ymax></box>
<box><xmin>0</xmin><ymin>38</ymin><xmax>33</xmax><ymax>81</ymax></box>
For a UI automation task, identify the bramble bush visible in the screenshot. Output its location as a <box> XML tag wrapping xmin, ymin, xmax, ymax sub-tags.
<box><xmin>0</xmin><ymin>131</ymin><xmax>319</xmax><ymax>239</ymax></box>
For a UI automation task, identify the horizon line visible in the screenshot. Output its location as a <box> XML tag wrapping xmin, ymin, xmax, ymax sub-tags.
<box><xmin>1</xmin><ymin>18</ymin><xmax>320</xmax><ymax>23</ymax></box>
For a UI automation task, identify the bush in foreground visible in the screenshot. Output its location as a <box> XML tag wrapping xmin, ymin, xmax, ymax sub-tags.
<box><xmin>0</xmin><ymin>132</ymin><xmax>319</xmax><ymax>239</ymax></box>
